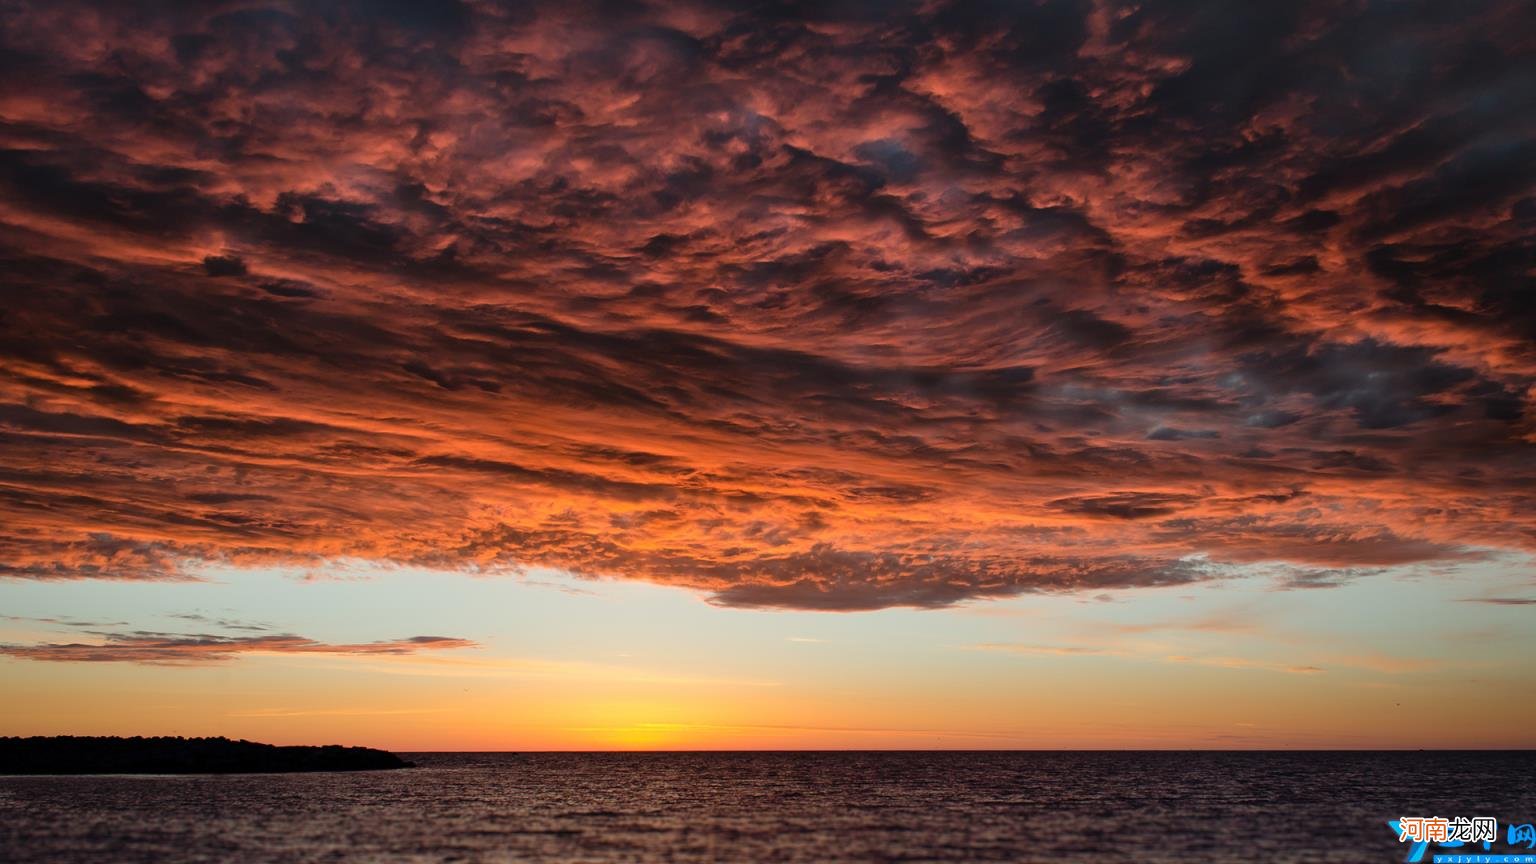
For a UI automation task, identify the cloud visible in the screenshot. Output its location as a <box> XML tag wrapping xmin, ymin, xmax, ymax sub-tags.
<box><xmin>201</xmin><ymin>254</ymin><xmax>248</xmax><ymax>277</ymax></box>
<box><xmin>166</xmin><ymin>612</ymin><xmax>272</xmax><ymax>632</ymax></box>
<box><xmin>0</xmin><ymin>0</ymin><xmax>1531</xmax><ymax>610</ymax></box>
<box><xmin>1</xmin><ymin>615</ymin><xmax>128</xmax><ymax>629</ymax></box>
<box><xmin>969</xmin><ymin>643</ymin><xmax>1329</xmax><ymax>675</ymax></box>
<box><xmin>968</xmin><ymin>643</ymin><xmax>1121</xmax><ymax>657</ymax></box>
<box><xmin>1047</xmin><ymin>493</ymin><xmax>1200</xmax><ymax>520</ymax></box>
<box><xmin>0</xmin><ymin>632</ymin><xmax>478</xmax><ymax>665</ymax></box>
<box><xmin>969</xmin><ymin>640</ymin><xmax>1444</xmax><ymax>675</ymax></box>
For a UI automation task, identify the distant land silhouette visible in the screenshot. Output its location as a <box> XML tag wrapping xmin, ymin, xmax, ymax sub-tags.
<box><xmin>0</xmin><ymin>736</ymin><xmax>413</xmax><ymax>774</ymax></box>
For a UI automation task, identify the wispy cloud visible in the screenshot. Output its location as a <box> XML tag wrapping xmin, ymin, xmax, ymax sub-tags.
<box><xmin>968</xmin><ymin>641</ymin><xmax>1441</xmax><ymax>676</ymax></box>
<box><xmin>968</xmin><ymin>643</ymin><xmax>1122</xmax><ymax>657</ymax></box>
<box><xmin>968</xmin><ymin>642</ymin><xmax>1322</xmax><ymax>675</ymax></box>
<box><xmin>328</xmin><ymin>653</ymin><xmax>783</xmax><ymax>688</ymax></box>
<box><xmin>2</xmin><ymin>615</ymin><xmax>129</xmax><ymax>629</ymax></box>
<box><xmin>1162</xmin><ymin>655</ymin><xmax>1326</xmax><ymax>675</ymax></box>
<box><xmin>166</xmin><ymin>612</ymin><xmax>272</xmax><ymax>632</ymax></box>
<box><xmin>225</xmin><ymin>707</ymin><xmax>454</xmax><ymax>718</ymax></box>
<box><xmin>0</xmin><ymin>632</ymin><xmax>478</xmax><ymax>665</ymax></box>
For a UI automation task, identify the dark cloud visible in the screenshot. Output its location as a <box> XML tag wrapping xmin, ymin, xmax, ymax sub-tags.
<box><xmin>201</xmin><ymin>255</ymin><xmax>248</xmax><ymax>277</ymax></box>
<box><xmin>1048</xmin><ymin>493</ymin><xmax>1200</xmax><ymax>521</ymax></box>
<box><xmin>0</xmin><ymin>0</ymin><xmax>1531</xmax><ymax>610</ymax></box>
<box><xmin>1147</xmin><ymin>427</ymin><xmax>1221</xmax><ymax>442</ymax></box>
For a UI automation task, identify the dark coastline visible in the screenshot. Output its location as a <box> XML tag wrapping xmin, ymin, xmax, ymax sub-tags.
<box><xmin>0</xmin><ymin>736</ymin><xmax>413</xmax><ymax>774</ymax></box>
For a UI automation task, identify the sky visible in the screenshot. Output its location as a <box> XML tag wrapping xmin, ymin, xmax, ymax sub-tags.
<box><xmin>0</xmin><ymin>0</ymin><xmax>1533</xmax><ymax>749</ymax></box>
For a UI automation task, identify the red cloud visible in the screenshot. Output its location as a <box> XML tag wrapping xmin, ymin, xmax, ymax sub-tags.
<box><xmin>0</xmin><ymin>0</ymin><xmax>1531</xmax><ymax>609</ymax></box>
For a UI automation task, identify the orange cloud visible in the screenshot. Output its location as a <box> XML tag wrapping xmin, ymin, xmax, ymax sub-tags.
<box><xmin>0</xmin><ymin>0</ymin><xmax>1531</xmax><ymax>609</ymax></box>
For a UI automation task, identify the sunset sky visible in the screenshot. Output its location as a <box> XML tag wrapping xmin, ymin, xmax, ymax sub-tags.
<box><xmin>1</xmin><ymin>0</ymin><xmax>1533</xmax><ymax>750</ymax></box>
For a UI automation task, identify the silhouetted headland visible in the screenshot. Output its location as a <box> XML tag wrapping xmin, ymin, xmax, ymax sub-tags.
<box><xmin>0</xmin><ymin>736</ymin><xmax>414</xmax><ymax>774</ymax></box>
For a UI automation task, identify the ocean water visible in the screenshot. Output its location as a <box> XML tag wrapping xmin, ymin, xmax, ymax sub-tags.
<box><xmin>3</xmin><ymin>751</ymin><xmax>1534</xmax><ymax>863</ymax></box>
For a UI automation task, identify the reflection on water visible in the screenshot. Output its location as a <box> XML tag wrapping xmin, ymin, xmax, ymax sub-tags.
<box><xmin>3</xmin><ymin>751</ymin><xmax>1534</xmax><ymax>863</ymax></box>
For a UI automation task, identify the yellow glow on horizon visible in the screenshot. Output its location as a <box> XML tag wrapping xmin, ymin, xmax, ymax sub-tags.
<box><xmin>584</xmin><ymin>723</ymin><xmax>692</xmax><ymax>750</ymax></box>
<box><xmin>4</xmin><ymin>566</ymin><xmax>1536</xmax><ymax>752</ymax></box>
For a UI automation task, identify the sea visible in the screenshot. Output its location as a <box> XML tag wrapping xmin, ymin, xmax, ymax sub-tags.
<box><xmin>2</xmin><ymin>751</ymin><xmax>1534</xmax><ymax>863</ymax></box>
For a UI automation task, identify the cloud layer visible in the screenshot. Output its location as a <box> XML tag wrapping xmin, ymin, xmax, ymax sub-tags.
<box><xmin>0</xmin><ymin>632</ymin><xmax>476</xmax><ymax>664</ymax></box>
<box><xmin>0</xmin><ymin>0</ymin><xmax>1532</xmax><ymax>609</ymax></box>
